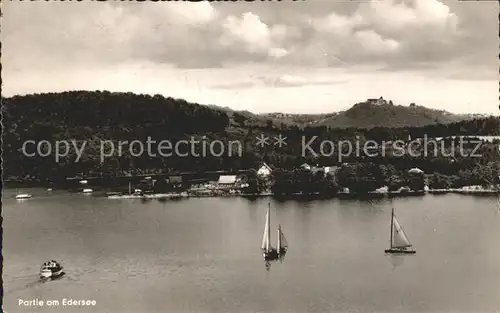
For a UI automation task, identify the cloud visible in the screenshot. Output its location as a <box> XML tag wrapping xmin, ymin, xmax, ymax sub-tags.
<box><xmin>2</xmin><ymin>2</ymin><xmax>225</xmax><ymax>70</ymax></box>
<box><xmin>211</xmin><ymin>81</ymin><xmax>257</xmax><ymax>90</ymax></box>
<box><xmin>1</xmin><ymin>0</ymin><xmax>496</xmax><ymax>81</ymax></box>
<box><xmin>220</xmin><ymin>12</ymin><xmax>271</xmax><ymax>51</ymax></box>
<box><xmin>356</xmin><ymin>0</ymin><xmax>458</xmax><ymax>33</ymax></box>
<box><xmin>268</xmin><ymin>75</ymin><xmax>309</xmax><ymax>87</ymax></box>
<box><xmin>353</xmin><ymin>30</ymin><xmax>400</xmax><ymax>55</ymax></box>
<box><xmin>267</xmin><ymin>75</ymin><xmax>347</xmax><ymax>88</ymax></box>
<box><xmin>312</xmin><ymin>11</ymin><xmax>364</xmax><ymax>38</ymax></box>
<box><xmin>268</xmin><ymin>48</ymin><xmax>289</xmax><ymax>59</ymax></box>
<box><xmin>301</xmin><ymin>0</ymin><xmax>460</xmax><ymax>68</ymax></box>
<box><xmin>218</xmin><ymin>12</ymin><xmax>291</xmax><ymax>60</ymax></box>
<box><xmin>211</xmin><ymin>75</ymin><xmax>347</xmax><ymax>89</ymax></box>
<box><xmin>167</xmin><ymin>1</ymin><xmax>218</xmax><ymax>25</ymax></box>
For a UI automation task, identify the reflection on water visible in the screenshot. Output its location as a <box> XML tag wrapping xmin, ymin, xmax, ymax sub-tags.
<box><xmin>264</xmin><ymin>250</ymin><xmax>287</xmax><ymax>272</ymax></box>
<box><xmin>265</xmin><ymin>260</ymin><xmax>271</xmax><ymax>271</ymax></box>
<box><xmin>2</xmin><ymin>189</ymin><xmax>500</xmax><ymax>313</ymax></box>
<box><xmin>4</xmin><ymin>271</ymin><xmax>68</xmax><ymax>296</ymax></box>
<box><xmin>388</xmin><ymin>255</ymin><xmax>405</xmax><ymax>271</ymax></box>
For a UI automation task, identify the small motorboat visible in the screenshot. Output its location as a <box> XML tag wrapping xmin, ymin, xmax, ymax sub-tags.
<box><xmin>15</xmin><ymin>194</ymin><xmax>32</xmax><ymax>199</ymax></box>
<box><xmin>82</xmin><ymin>188</ymin><xmax>93</xmax><ymax>194</ymax></box>
<box><xmin>40</xmin><ymin>260</ymin><xmax>64</xmax><ymax>279</ymax></box>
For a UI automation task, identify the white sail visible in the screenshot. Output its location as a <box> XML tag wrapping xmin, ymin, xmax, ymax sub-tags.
<box><xmin>261</xmin><ymin>218</ymin><xmax>269</xmax><ymax>250</ymax></box>
<box><xmin>278</xmin><ymin>226</ymin><xmax>288</xmax><ymax>249</ymax></box>
<box><xmin>277</xmin><ymin>227</ymin><xmax>281</xmax><ymax>251</ymax></box>
<box><xmin>261</xmin><ymin>204</ymin><xmax>272</xmax><ymax>251</ymax></box>
<box><xmin>392</xmin><ymin>215</ymin><xmax>411</xmax><ymax>248</ymax></box>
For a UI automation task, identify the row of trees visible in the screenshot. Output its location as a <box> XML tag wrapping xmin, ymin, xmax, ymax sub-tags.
<box><xmin>243</xmin><ymin>162</ymin><xmax>500</xmax><ymax>196</ymax></box>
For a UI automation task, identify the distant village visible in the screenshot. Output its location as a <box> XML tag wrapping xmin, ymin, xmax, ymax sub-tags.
<box><xmin>72</xmin><ymin>162</ymin><xmax>341</xmax><ymax>198</ymax></box>
<box><xmin>72</xmin><ymin>161</ymin><xmax>464</xmax><ymax>199</ymax></box>
<box><xmin>64</xmin><ymin>155</ymin><xmax>500</xmax><ymax>200</ymax></box>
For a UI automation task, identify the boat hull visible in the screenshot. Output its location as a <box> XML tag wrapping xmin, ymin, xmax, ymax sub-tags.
<box><xmin>40</xmin><ymin>269</ymin><xmax>64</xmax><ymax>279</ymax></box>
<box><xmin>385</xmin><ymin>249</ymin><xmax>416</xmax><ymax>254</ymax></box>
<box><xmin>263</xmin><ymin>249</ymin><xmax>279</xmax><ymax>261</ymax></box>
<box><xmin>15</xmin><ymin>194</ymin><xmax>32</xmax><ymax>199</ymax></box>
<box><xmin>40</xmin><ymin>270</ymin><xmax>52</xmax><ymax>278</ymax></box>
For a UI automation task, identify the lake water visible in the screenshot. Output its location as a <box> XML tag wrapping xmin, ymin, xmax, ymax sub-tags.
<box><xmin>3</xmin><ymin>188</ymin><xmax>500</xmax><ymax>313</ymax></box>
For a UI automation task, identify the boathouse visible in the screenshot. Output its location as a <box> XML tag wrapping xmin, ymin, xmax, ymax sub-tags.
<box><xmin>217</xmin><ymin>175</ymin><xmax>238</xmax><ymax>188</ymax></box>
<box><xmin>257</xmin><ymin>163</ymin><xmax>273</xmax><ymax>177</ymax></box>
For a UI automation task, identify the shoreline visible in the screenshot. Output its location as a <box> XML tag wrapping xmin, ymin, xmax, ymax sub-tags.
<box><xmin>104</xmin><ymin>188</ymin><xmax>499</xmax><ymax>200</ymax></box>
<box><xmin>6</xmin><ymin>185</ymin><xmax>499</xmax><ymax>200</ymax></box>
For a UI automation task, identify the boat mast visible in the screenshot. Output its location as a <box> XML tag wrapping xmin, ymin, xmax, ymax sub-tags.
<box><xmin>389</xmin><ymin>207</ymin><xmax>394</xmax><ymax>249</ymax></box>
<box><xmin>277</xmin><ymin>224</ymin><xmax>281</xmax><ymax>251</ymax></box>
<box><xmin>266</xmin><ymin>203</ymin><xmax>271</xmax><ymax>252</ymax></box>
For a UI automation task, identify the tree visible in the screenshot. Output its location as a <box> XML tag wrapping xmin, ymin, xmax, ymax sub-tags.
<box><xmin>428</xmin><ymin>173</ymin><xmax>452</xmax><ymax>189</ymax></box>
<box><xmin>271</xmin><ymin>168</ymin><xmax>295</xmax><ymax>195</ymax></box>
<box><xmin>336</xmin><ymin>163</ymin><xmax>384</xmax><ymax>194</ymax></box>
<box><xmin>406</xmin><ymin>172</ymin><xmax>425</xmax><ymax>191</ymax></box>
<box><xmin>387</xmin><ymin>175</ymin><xmax>405</xmax><ymax>191</ymax></box>
<box><xmin>243</xmin><ymin>169</ymin><xmax>266</xmax><ymax>194</ymax></box>
<box><xmin>233</xmin><ymin>113</ymin><xmax>247</xmax><ymax>126</ymax></box>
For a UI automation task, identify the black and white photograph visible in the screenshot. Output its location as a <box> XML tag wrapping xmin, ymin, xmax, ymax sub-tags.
<box><xmin>2</xmin><ymin>0</ymin><xmax>499</xmax><ymax>312</ymax></box>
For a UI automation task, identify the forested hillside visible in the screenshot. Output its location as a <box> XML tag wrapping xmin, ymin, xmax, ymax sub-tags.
<box><xmin>2</xmin><ymin>91</ymin><xmax>499</xmax><ymax>183</ymax></box>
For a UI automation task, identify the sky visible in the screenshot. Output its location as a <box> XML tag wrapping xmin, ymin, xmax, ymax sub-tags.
<box><xmin>2</xmin><ymin>0</ymin><xmax>498</xmax><ymax>114</ymax></box>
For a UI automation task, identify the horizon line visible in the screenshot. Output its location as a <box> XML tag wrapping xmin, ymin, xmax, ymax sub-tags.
<box><xmin>3</xmin><ymin>89</ymin><xmax>498</xmax><ymax>117</ymax></box>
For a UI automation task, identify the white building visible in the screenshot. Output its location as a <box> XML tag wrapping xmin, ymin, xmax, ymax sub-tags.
<box><xmin>300</xmin><ymin>163</ymin><xmax>312</xmax><ymax>170</ymax></box>
<box><xmin>217</xmin><ymin>175</ymin><xmax>238</xmax><ymax>188</ymax></box>
<box><xmin>408</xmin><ymin>168</ymin><xmax>424</xmax><ymax>174</ymax></box>
<box><xmin>366</xmin><ymin>97</ymin><xmax>387</xmax><ymax>105</ymax></box>
<box><xmin>257</xmin><ymin>163</ymin><xmax>272</xmax><ymax>177</ymax></box>
<box><xmin>324</xmin><ymin>166</ymin><xmax>339</xmax><ymax>176</ymax></box>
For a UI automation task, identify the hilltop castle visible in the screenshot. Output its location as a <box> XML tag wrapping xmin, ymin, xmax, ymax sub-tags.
<box><xmin>366</xmin><ymin>97</ymin><xmax>388</xmax><ymax>105</ymax></box>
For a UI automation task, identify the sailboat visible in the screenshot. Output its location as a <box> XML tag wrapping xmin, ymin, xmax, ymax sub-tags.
<box><xmin>261</xmin><ymin>203</ymin><xmax>288</xmax><ymax>261</ymax></box>
<box><xmin>385</xmin><ymin>207</ymin><xmax>416</xmax><ymax>254</ymax></box>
